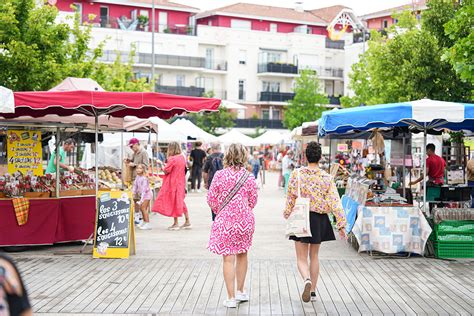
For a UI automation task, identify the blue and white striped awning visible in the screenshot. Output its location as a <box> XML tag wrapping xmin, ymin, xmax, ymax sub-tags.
<box><xmin>319</xmin><ymin>99</ymin><xmax>474</xmax><ymax>136</ymax></box>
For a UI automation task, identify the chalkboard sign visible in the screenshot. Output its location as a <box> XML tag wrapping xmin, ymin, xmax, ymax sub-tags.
<box><xmin>93</xmin><ymin>191</ymin><xmax>136</xmax><ymax>259</ymax></box>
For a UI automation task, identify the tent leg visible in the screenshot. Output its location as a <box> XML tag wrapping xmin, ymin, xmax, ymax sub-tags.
<box><xmin>423</xmin><ymin>128</ymin><xmax>427</xmax><ymax>214</ymax></box>
<box><xmin>95</xmin><ymin>116</ymin><xmax>99</xmax><ymax>197</ymax></box>
<box><xmin>55</xmin><ymin>127</ymin><xmax>60</xmax><ymax>198</ymax></box>
<box><xmin>121</xmin><ymin>132</ymin><xmax>124</xmax><ymax>184</ymax></box>
<box><xmin>402</xmin><ymin>136</ymin><xmax>406</xmax><ymax>198</ymax></box>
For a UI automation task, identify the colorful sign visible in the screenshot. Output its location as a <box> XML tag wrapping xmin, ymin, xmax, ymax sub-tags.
<box><xmin>93</xmin><ymin>190</ymin><xmax>136</xmax><ymax>259</ymax></box>
<box><xmin>337</xmin><ymin>144</ymin><xmax>348</xmax><ymax>152</ymax></box>
<box><xmin>7</xmin><ymin>130</ymin><xmax>43</xmax><ymax>176</ymax></box>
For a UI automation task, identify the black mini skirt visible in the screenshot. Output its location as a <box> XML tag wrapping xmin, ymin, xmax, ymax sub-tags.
<box><xmin>289</xmin><ymin>212</ymin><xmax>336</xmax><ymax>244</ymax></box>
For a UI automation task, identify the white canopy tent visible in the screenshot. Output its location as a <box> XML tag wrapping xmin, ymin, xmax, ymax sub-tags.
<box><xmin>218</xmin><ymin>129</ymin><xmax>258</xmax><ymax>147</ymax></box>
<box><xmin>254</xmin><ymin>130</ymin><xmax>291</xmax><ymax>145</ymax></box>
<box><xmin>171</xmin><ymin>118</ymin><xmax>218</xmax><ymax>143</ymax></box>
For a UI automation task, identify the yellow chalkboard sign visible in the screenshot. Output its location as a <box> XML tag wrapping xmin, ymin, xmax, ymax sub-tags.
<box><xmin>7</xmin><ymin>130</ymin><xmax>43</xmax><ymax>176</ymax></box>
<box><xmin>93</xmin><ymin>190</ymin><xmax>136</xmax><ymax>259</ymax></box>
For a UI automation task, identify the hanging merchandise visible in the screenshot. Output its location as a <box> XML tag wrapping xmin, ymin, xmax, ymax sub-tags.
<box><xmin>370</xmin><ymin>129</ymin><xmax>385</xmax><ymax>155</ymax></box>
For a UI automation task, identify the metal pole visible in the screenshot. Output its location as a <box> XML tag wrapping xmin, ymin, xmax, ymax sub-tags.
<box><xmin>151</xmin><ymin>0</ymin><xmax>155</xmax><ymax>92</ymax></box>
<box><xmin>423</xmin><ymin>126</ymin><xmax>427</xmax><ymax>214</ymax></box>
<box><xmin>402</xmin><ymin>136</ymin><xmax>406</xmax><ymax>198</ymax></box>
<box><xmin>120</xmin><ymin>132</ymin><xmax>124</xmax><ymax>184</ymax></box>
<box><xmin>95</xmin><ymin>115</ymin><xmax>99</xmax><ymax>196</ymax></box>
<box><xmin>55</xmin><ymin>127</ymin><xmax>60</xmax><ymax>198</ymax></box>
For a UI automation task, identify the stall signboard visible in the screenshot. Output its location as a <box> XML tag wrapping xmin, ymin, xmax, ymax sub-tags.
<box><xmin>337</xmin><ymin>144</ymin><xmax>348</xmax><ymax>152</ymax></box>
<box><xmin>93</xmin><ymin>190</ymin><xmax>136</xmax><ymax>259</ymax></box>
<box><xmin>7</xmin><ymin>130</ymin><xmax>43</xmax><ymax>176</ymax></box>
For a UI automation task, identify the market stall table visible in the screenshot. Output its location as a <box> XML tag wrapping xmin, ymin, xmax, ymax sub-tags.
<box><xmin>0</xmin><ymin>196</ymin><xmax>95</xmax><ymax>246</ymax></box>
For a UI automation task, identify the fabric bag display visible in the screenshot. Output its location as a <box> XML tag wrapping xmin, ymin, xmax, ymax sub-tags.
<box><xmin>12</xmin><ymin>198</ymin><xmax>30</xmax><ymax>226</ymax></box>
<box><xmin>285</xmin><ymin>169</ymin><xmax>312</xmax><ymax>238</ymax></box>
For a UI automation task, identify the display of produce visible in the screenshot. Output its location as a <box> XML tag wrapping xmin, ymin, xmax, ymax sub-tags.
<box><xmin>98</xmin><ymin>167</ymin><xmax>123</xmax><ymax>189</ymax></box>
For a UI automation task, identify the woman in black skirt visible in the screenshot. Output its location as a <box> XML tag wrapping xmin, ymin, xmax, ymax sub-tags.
<box><xmin>284</xmin><ymin>142</ymin><xmax>346</xmax><ymax>303</ymax></box>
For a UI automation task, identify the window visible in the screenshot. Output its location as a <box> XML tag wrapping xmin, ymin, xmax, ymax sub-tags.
<box><xmin>100</xmin><ymin>6</ymin><xmax>109</xmax><ymax>27</ymax></box>
<box><xmin>262</xmin><ymin>81</ymin><xmax>280</xmax><ymax>92</ymax></box>
<box><xmin>208</xmin><ymin>20</ymin><xmax>212</xmax><ymax>26</ymax></box>
<box><xmin>262</xmin><ymin>109</ymin><xmax>270</xmax><ymax>120</ymax></box>
<box><xmin>176</xmin><ymin>75</ymin><xmax>185</xmax><ymax>87</ymax></box>
<box><xmin>73</xmin><ymin>3</ymin><xmax>82</xmax><ymax>22</ymax></box>
<box><xmin>159</xmin><ymin>12</ymin><xmax>168</xmax><ymax>32</ymax></box>
<box><xmin>273</xmin><ymin>110</ymin><xmax>281</xmax><ymax>120</ymax></box>
<box><xmin>382</xmin><ymin>19</ymin><xmax>388</xmax><ymax>29</ymax></box>
<box><xmin>393</xmin><ymin>18</ymin><xmax>399</xmax><ymax>24</ymax></box>
<box><xmin>239</xmin><ymin>50</ymin><xmax>247</xmax><ymax>65</ymax></box>
<box><xmin>231</xmin><ymin>19</ymin><xmax>251</xmax><ymax>30</ymax></box>
<box><xmin>270</xmin><ymin>23</ymin><xmax>278</xmax><ymax>33</ymax></box>
<box><xmin>238</xmin><ymin>80</ymin><xmax>245</xmax><ymax>100</ymax></box>
<box><xmin>205</xmin><ymin>48</ymin><xmax>214</xmax><ymax>69</ymax></box>
<box><xmin>237</xmin><ymin>109</ymin><xmax>245</xmax><ymax>119</ymax></box>
<box><xmin>261</xmin><ymin>51</ymin><xmax>282</xmax><ymax>63</ymax></box>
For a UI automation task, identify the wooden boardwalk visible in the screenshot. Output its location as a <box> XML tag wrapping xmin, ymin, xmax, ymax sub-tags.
<box><xmin>13</xmin><ymin>256</ymin><xmax>474</xmax><ymax>315</ymax></box>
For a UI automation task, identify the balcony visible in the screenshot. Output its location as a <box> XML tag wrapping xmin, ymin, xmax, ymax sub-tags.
<box><xmin>328</xmin><ymin>96</ymin><xmax>341</xmax><ymax>105</ymax></box>
<box><xmin>258</xmin><ymin>62</ymin><xmax>298</xmax><ymax>74</ymax></box>
<box><xmin>155</xmin><ymin>85</ymin><xmax>205</xmax><ymax>97</ymax></box>
<box><xmin>139</xmin><ymin>54</ymin><xmax>205</xmax><ymax>68</ymax></box>
<box><xmin>325</xmin><ymin>38</ymin><xmax>345</xmax><ymax>50</ymax></box>
<box><xmin>301</xmin><ymin>66</ymin><xmax>343</xmax><ymax>78</ymax></box>
<box><xmin>234</xmin><ymin>119</ymin><xmax>284</xmax><ymax>129</ymax></box>
<box><xmin>258</xmin><ymin>91</ymin><xmax>295</xmax><ymax>102</ymax></box>
<box><xmin>83</xmin><ymin>15</ymin><xmax>195</xmax><ymax>35</ymax></box>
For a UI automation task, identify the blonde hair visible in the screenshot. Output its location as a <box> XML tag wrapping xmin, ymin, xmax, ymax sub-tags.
<box><xmin>136</xmin><ymin>163</ymin><xmax>147</xmax><ymax>176</ymax></box>
<box><xmin>224</xmin><ymin>143</ymin><xmax>248</xmax><ymax>168</ymax></box>
<box><xmin>167</xmin><ymin>141</ymin><xmax>182</xmax><ymax>157</ymax></box>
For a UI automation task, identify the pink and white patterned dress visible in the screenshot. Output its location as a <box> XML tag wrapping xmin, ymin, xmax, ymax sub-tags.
<box><xmin>207</xmin><ymin>167</ymin><xmax>258</xmax><ymax>256</ymax></box>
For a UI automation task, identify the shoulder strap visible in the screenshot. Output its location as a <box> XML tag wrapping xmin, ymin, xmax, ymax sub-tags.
<box><xmin>297</xmin><ymin>168</ymin><xmax>302</xmax><ymax>198</ymax></box>
<box><xmin>218</xmin><ymin>171</ymin><xmax>250</xmax><ymax>212</ymax></box>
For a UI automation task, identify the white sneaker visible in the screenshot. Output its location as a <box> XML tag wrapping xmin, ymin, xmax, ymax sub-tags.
<box><xmin>223</xmin><ymin>298</ymin><xmax>237</xmax><ymax>308</ymax></box>
<box><xmin>236</xmin><ymin>291</ymin><xmax>249</xmax><ymax>302</ymax></box>
<box><xmin>302</xmin><ymin>278</ymin><xmax>312</xmax><ymax>303</ymax></box>
<box><xmin>197</xmin><ymin>189</ymin><xmax>202</xmax><ymax>193</ymax></box>
<box><xmin>191</xmin><ymin>189</ymin><xmax>196</xmax><ymax>193</ymax></box>
<box><xmin>139</xmin><ymin>222</ymin><xmax>152</xmax><ymax>230</ymax></box>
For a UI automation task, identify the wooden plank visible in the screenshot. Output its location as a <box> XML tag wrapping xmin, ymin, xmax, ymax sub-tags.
<box><xmin>289</xmin><ymin>263</ymin><xmax>316</xmax><ymax>316</ymax></box>
<box><xmin>282</xmin><ymin>261</ymin><xmax>306</xmax><ymax>315</ymax></box>
<box><xmin>426</xmin><ymin>260</ymin><xmax>474</xmax><ymax>298</ymax></box>
<box><xmin>204</xmin><ymin>260</ymin><xmax>224</xmax><ymax>314</ymax></box>
<box><xmin>169</xmin><ymin>260</ymin><xmax>204</xmax><ymax>314</ymax></box>
<box><xmin>236</xmin><ymin>258</ymin><xmax>253</xmax><ymax>316</ymax></box>
<box><xmin>180</xmin><ymin>260</ymin><xmax>211</xmax><ymax>314</ymax></box>
<box><xmin>192</xmin><ymin>260</ymin><xmax>220</xmax><ymax>315</ymax></box>
<box><xmin>26</xmin><ymin>257</ymin><xmax>76</xmax><ymax>293</ymax></box>
<box><xmin>148</xmin><ymin>259</ymin><xmax>188</xmax><ymax>313</ymax></box>
<box><xmin>259</xmin><ymin>260</ymin><xmax>271</xmax><ymax>315</ymax></box>
<box><xmin>311</xmin><ymin>262</ymin><xmax>337</xmax><ymax>315</ymax></box>
<box><xmin>267</xmin><ymin>260</ymin><xmax>283</xmax><ymax>315</ymax></box>
<box><xmin>372</xmin><ymin>259</ymin><xmax>431</xmax><ymax>315</ymax></box>
<box><xmin>112</xmin><ymin>259</ymin><xmax>165</xmax><ymax>313</ymax></box>
<box><xmin>347</xmin><ymin>259</ymin><xmax>402</xmax><ymax>315</ymax></box>
<box><xmin>275</xmin><ymin>261</ymin><xmax>296</xmax><ymax>315</ymax></box>
<box><xmin>319</xmin><ymin>261</ymin><xmax>350</xmax><ymax>315</ymax></box>
<box><xmin>336</xmin><ymin>260</ymin><xmax>381</xmax><ymax>314</ymax></box>
<box><xmin>215</xmin><ymin>262</ymin><xmax>231</xmax><ymax>316</ymax></box>
<box><xmin>248</xmin><ymin>260</ymin><xmax>260</xmax><ymax>315</ymax></box>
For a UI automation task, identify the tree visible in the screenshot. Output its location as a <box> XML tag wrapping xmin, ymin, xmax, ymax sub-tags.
<box><xmin>443</xmin><ymin>0</ymin><xmax>474</xmax><ymax>85</ymax></box>
<box><xmin>188</xmin><ymin>91</ymin><xmax>236</xmax><ymax>134</ymax></box>
<box><xmin>0</xmin><ymin>0</ymin><xmax>102</xmax><ymax>91</ymax></box>
<box><xmin>283</xmin><ymin>69</ymin><xmax>328</xmax><ymax>130</ymax></box>
<box><xmin>344</xmin><ymin>9</ymin><xmax>472</xmax><ymax>107</ymax></box>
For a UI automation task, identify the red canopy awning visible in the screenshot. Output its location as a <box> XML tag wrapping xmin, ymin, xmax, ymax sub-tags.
<box><xmin>2</xmin><ymin>90</ymin><xmax>221</xmax><ymax>119</ymax></box>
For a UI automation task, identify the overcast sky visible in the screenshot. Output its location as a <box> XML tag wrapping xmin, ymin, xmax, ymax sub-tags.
<box><xmin>173</xmin><ymin>0</ymin><xmax>411</xmax><ymax>16</ymax></box>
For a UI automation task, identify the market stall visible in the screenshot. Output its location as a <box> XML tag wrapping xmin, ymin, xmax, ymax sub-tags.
<box><xmin>0</xmin><ymin>88</ymin><xmax>221</xmax><ymax>247</ymax></box>
<box><xmin>319</xmin><ymin>99</ymin><xmax>474</xmax><ymax>256</ymax></box>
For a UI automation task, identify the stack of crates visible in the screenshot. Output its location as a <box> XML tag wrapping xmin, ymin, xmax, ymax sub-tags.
<box><xmin>434</xmin><ymin>220</ymin><xmax>474</xmax><ymax>258</ymax></box>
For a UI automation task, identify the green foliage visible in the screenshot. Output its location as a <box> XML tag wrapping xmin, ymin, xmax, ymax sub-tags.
<box><xmin>443</xmin><ymin>0</ymin><xmax>474</xmax><ymax>85</ymax></box>
<box><xmin>188</xmin><ymin>91</ymin><xmax>236</xmax><ymax>134</ymax></box>
<box><xmin>283</xmin><ymin>69</ymin><xmax>328</xmax><ymax>130</ymax></box>
<box><xmin>0</xmin><ymin>0</ymin><xmax>102</xmax><ymax>91</ymax></box>
<box><xmin>422</xmin><ymin>0</ymin><xmax>458</xmax><ymax>48</ymax></box>
<box><xmin>91</xmin><ymin>46</ymin><xmax>153</xmax><ymax>92</ymax></box>
<box><xmin>346</xmin><ymin>5</ymin><xmax>472</xmax><ymax>106</ymax></box>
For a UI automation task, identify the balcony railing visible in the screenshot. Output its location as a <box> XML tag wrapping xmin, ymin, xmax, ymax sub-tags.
<box><xmin>97</xmin><ymin>50</ymin><xmax>138</xmax><ymax>63</ymax></box>
<box><xmin>234</xmin><ymin>119</ymin><xmax>284</xmax><ymax>129</ymax></box>
<box><xmin>83</xmin><ymin>15</ymin><xmax>195</xmax><ymax>35</ymax></box>
<box><xmin>258</xmin><ymin>91</ymin><xmax>295</xmax><ymax>102</ymax></box>
<box><xmin>353</xmin><ymin>32</ymin><xmax>371</xmax><ymax>43</ymax></box>
<box><xmin>300</xmin><ymin>66</ymin><xmax>343</xmax><ymax>78</ymax></box>
<box><xmin>139</xmin><ymin>54</ymin><xmax>205</xmax><ymax>68</ymax></box>
<box><xmin>328</xmin><ymin>96</ymin><xmax>341</xmax><ymax>105</ymax></box>
<box><xmin>204</xmin><ymin>60</ymin><xmax>228</xmax><ymax>71</ymax></box>
<box><xmin>155</xmin><ymin>85</ymin><xmax>205</xmax><ymax>97</ymax></box>
<box><xmin>258</xmin><ymin>62</ymin><xmax>298</xmax><ymax>74</ymax></box>
<box><xmin>325</xmin><ymin>38</ymin><xmax>345</xmax><ymax>49</ymax></box>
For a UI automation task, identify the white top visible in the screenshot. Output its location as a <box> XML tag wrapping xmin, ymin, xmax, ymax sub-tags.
<box><xmin>282</xmin><ymin>155</ymin><xmax>293</xmax><ymax>175</ymax></box>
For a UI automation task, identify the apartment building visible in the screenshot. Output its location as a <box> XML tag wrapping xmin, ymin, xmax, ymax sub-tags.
<box><xmin>54</xmin><ymin>0</ymin><xmax>364</xmax><ymax>130</ymax></box>
<box><xmin>360</xmin><ymin>0</ymin><xmax>427</xmax><ymax>30</ymax></box>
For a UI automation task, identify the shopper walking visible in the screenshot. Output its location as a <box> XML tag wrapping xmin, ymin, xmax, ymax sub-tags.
<box><xmin>0</xmin><ymin>253</ymin><xmax>32</xmax><ymax>316</ymax></box>
<box><xmin>152</xmin><ymin>142</ymin><xmax>191</xmax><ymax>230</ymax></box>
<box><xmin>190</xmin><ymin>142</ymin><xmax>207</xmax><ymax>193</ymax></box>
<box><xmin>132</xmin><ymin>164</ymin><xmax>153</xmax><ymax>230</ymax></box>
<box><xmin>282</xmin><ymin>150</ymin><xmax>295</xmax><ymax>193</ymax></box>
<box><xmin>284</xmin><ymin>142</ymin><xmax>346</xmax><ymax>303</ymax></box>
<box><xmin>249</xmin><ymin>151</ymin><xmax>263</xmax><ymax>180</ymax></box>
<box><xmin>207</xmin><ymin>143</ymin><xmax>258</xmax><ymax>308</ymax></box>
<box><xmin>203</xmin><ymin>142</ymin><xmax>224</xmax><ymax>221</ymax></box>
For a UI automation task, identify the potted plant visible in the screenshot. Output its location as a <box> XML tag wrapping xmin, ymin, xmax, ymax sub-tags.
<box><xmin>186</xmin><ymin>26</ymin><xmax>194</xmax><ymax>35</ymax></box>
<box><xmin>137</xmin><ymin>15</ymin><xmax>149</xmax><ymax>31</ymax></box>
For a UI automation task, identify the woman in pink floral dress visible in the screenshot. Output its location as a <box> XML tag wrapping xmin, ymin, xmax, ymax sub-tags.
<box><xmin>207</xmin><ymin>143</ymin><xmax>258</xmax><ymax>309</ymax></box>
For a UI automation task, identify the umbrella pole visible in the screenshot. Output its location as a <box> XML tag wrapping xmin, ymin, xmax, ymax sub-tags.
<box><xmin>423</xmin><ymin>127</ymin><xmax>427</xmax><ymax>214</ymax></box>
<box><xmin>121</xmin><ymin>132</ymin><xmax>124</xmax><ymax>183</ymax></box>
<box><xmin>95</xmin><ymin>115</ymin><xmax>99</xmax><ymax>197</ymax></box>
<box><xmin>156</xmin><ymin>129</ymin><xmax>159</xmax><ymax>173</ymax></box>
<box><xmin>55</xmin><ymin>127</ymin><xmax>60</xmax><ymax>198</ymax></box>
<box><xmin>402</xmin><ymin>136</ymin><xmax>406</xmax><ymax>198</ymax></box>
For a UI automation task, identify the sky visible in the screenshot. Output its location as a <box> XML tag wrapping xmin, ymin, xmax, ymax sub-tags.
<box><xmin>172</xmin><ymin>0</ymin><xmax>412</xmax><ymax>16</ymax></box>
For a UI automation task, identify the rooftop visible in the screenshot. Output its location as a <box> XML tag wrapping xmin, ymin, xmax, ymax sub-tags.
<box><xmin>360</xmin><ymin>0</ymin><xmax>427</xmax><ymax>20</ymax></box>
<box><xmin>90</xmin><ymin>0</ymin><xmax>199</xmax><ymax>12</ymax></box>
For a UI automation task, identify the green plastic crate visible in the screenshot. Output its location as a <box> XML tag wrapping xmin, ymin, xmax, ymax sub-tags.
<box><xmin>436</xmin><ymin>220</ymin><xmax>474</xmax><ymax>234</ymax></box>
<box><xmin>434</xmin><ymin>241</ymin><xmax>474</xmax><ymax>258</ymax></box>
<box><xmin>437</xmin><ymin>234</ymin><xmax>474</xmax><ymax>242</ymax></box>
<box><xmin>426</xmin><ymin>186</ymin><xmax>441</xmax><ymax>202</ymax></box>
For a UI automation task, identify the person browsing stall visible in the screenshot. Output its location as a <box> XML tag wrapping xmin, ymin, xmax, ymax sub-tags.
<box><xmin>409</xmin><ymin>143</ymin><xmax>446</xmax><ymax>186</ymax></box>
<box><xmin>467</xmin><ymin>155</ymin><xmax>474</xmax><ymax>207</ymax></box>
<box><xmin>125</xmin><ymin>138</ymin><xmax>149</xmax><ymax>181</ymax></box>
<box><xmin>45</xmin><ymin>138</ymin><xmax>76</xmax><ymax>174</ymax></box>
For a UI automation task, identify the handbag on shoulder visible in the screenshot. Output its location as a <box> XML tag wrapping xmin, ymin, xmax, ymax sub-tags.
<box><xmin>285</xmin><ymin>168</ymin><xmax>312</xmax><ymax>238</ymax></box>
